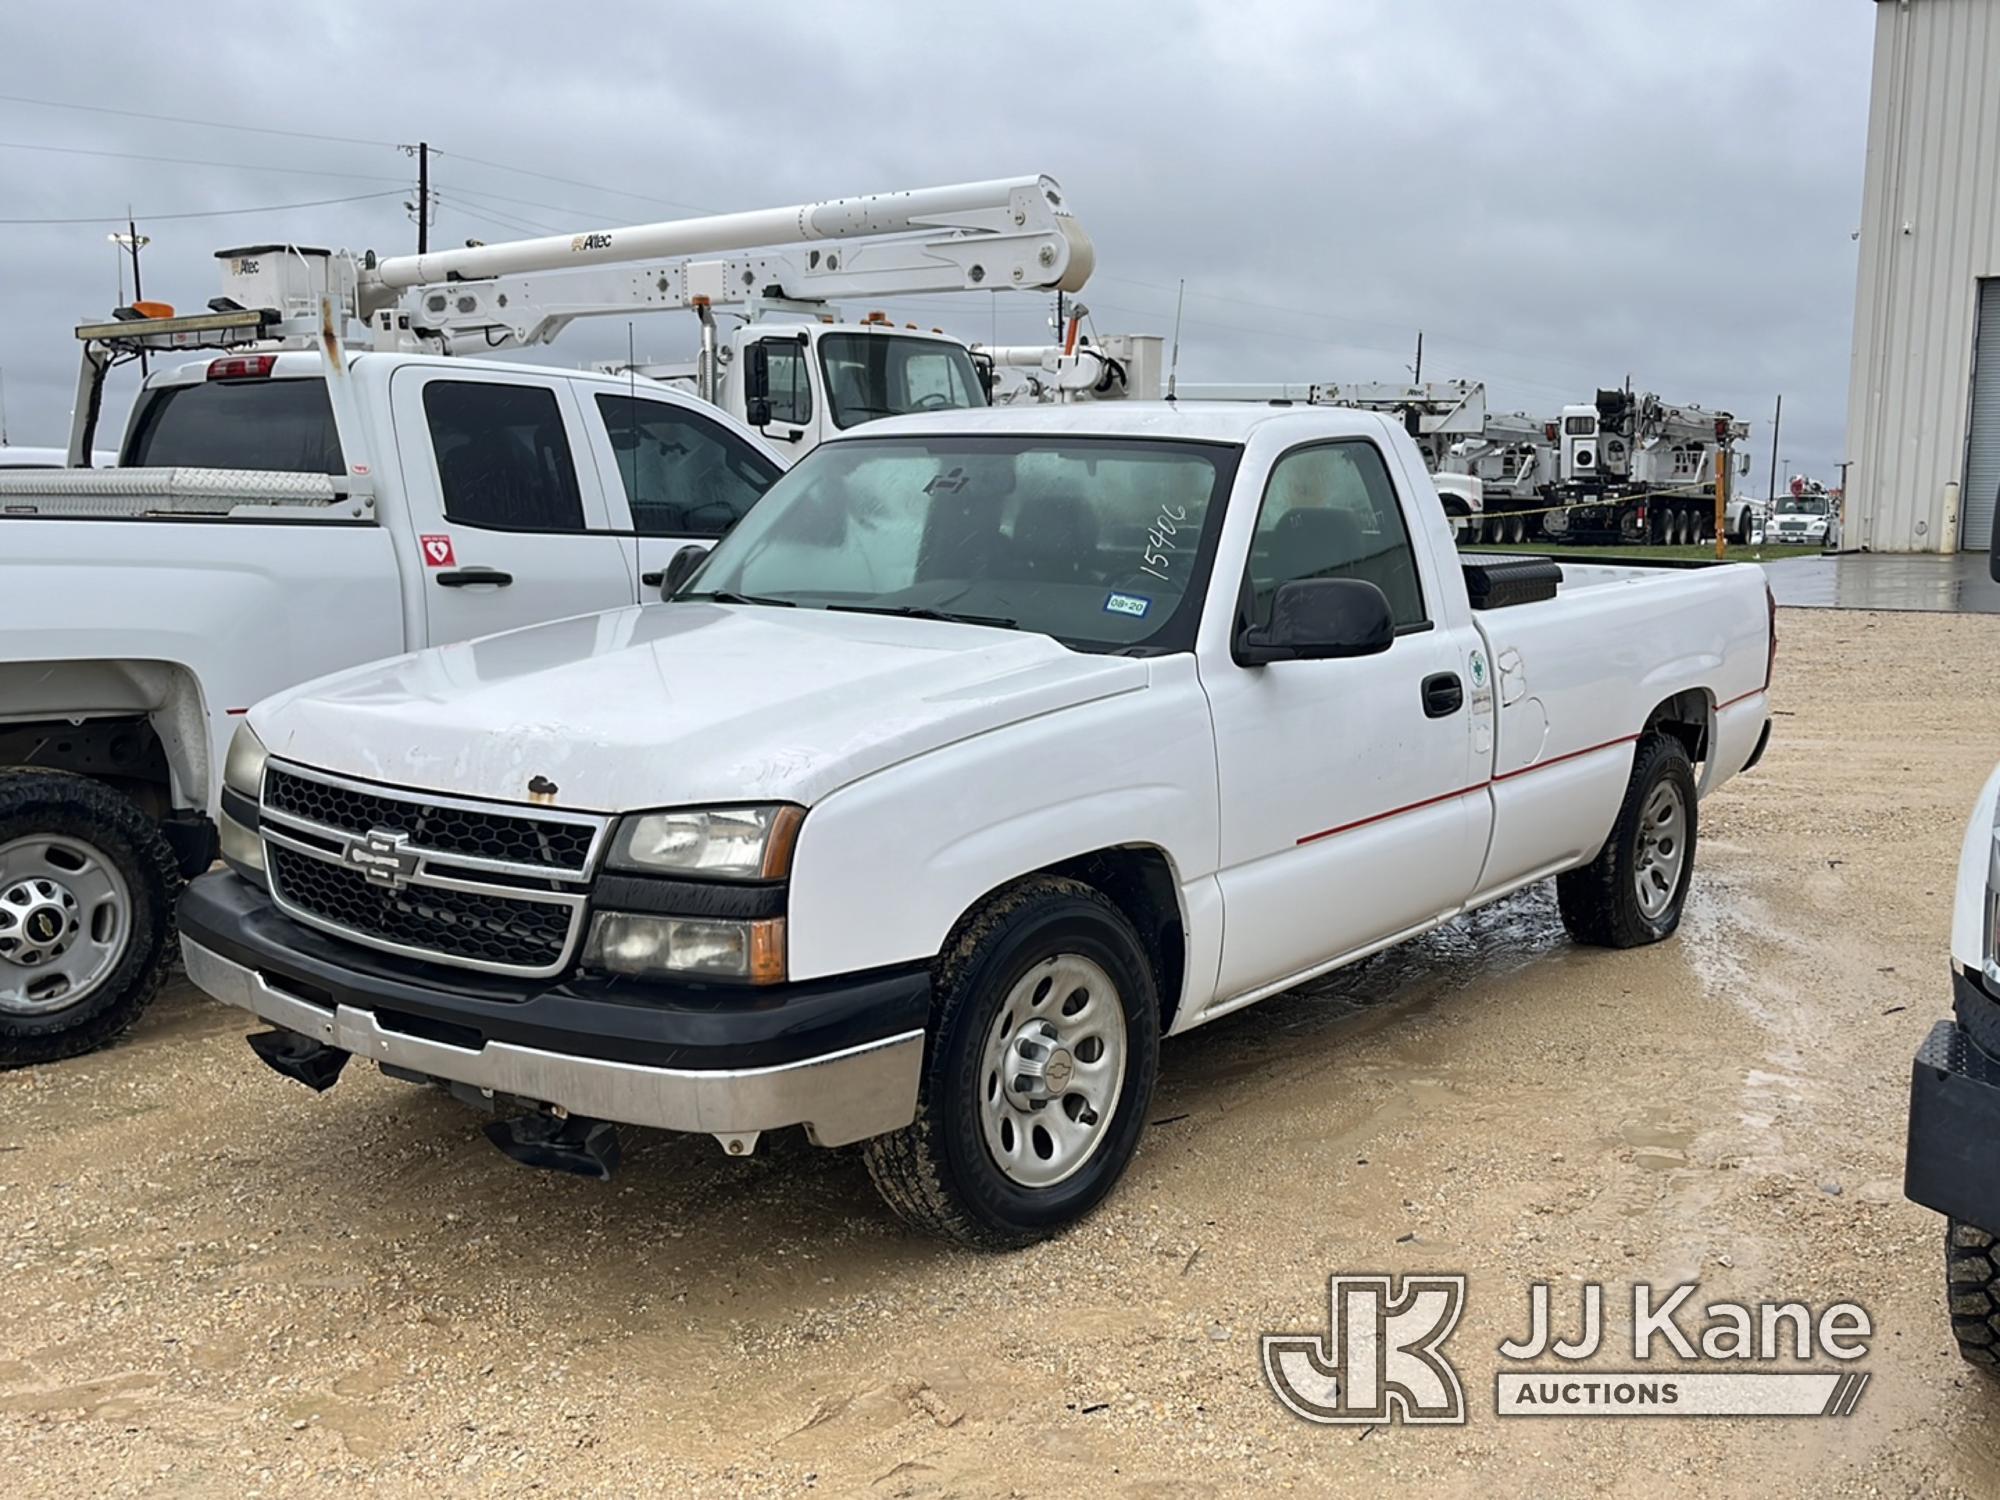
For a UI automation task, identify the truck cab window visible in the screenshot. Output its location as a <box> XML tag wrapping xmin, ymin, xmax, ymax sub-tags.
<box><xmin>817</xmin><ymin>333</ymin><xmax>988</xmax><ymax>429</ymax></box>
<box><xmin>757</xmin><ymin>341</ymin><xmax>812</xmax><ymax>427</ymax></box>
<box><xmin>594</xmin><ymin>394</ymin><xmax>780</xmax><ymax>537</ymax></box>
<box><xmin>423</xmin><ymin>381</ymin><xmax>585</xmax><ymax>532</ymax></box>
<box><xmin>122</xmin><ymin>378</ymin><xmax>343</xmax><ymax>474</ymax></box>
<box><xmin>1245</xmin><ymin>441</ymin><xmax>1426</xmax><ymax>631</ymax></box>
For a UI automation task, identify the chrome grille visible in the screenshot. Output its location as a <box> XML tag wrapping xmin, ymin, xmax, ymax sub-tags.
<box><xmin>264</xmin><ymin>766</ymin><xmax>594</xmax><ymax>874</ymax></box>
<box><xmin>258</xmin><ymin>760</ymin><xmax>605</xmax><ymax>978</ymax></box>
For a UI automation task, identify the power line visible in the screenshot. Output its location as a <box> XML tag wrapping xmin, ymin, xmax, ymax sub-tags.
<box><xmin>0</xmin><ymin>138</ymin><xmax>407</xmax><ymax>183</ymax></box>
<box><xmin>445</xmin><ymin>181</ymin><xmax>635</xmax><ymax>227</ymax></box>
<box><xmin>0</xmin><ymin>189</ymin><xmax>405</xmax><ymax>226</ymax></box>
<box><xmin>435</xmin><ymin>194</ymin><xmax>561</xmax><ymax>240</ymax></box>
<box><xmin>431</xmin><ymin>149</ymin><xmax>712</xmax><ymax>217</ymax></box>
<box><xmin>0</xmin><ymin>91</ymin><xmax>401</xmax><ymax>149</ymax></box>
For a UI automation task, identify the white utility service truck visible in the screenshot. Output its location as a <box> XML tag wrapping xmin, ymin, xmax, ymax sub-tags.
<box><xmin>178</xmin><ymin>400</ymin><xmax>1776</xmax><ymax>1247</ymax></box>
<box><xmin>0</xmin><ymin>175</ymin><xmax>1090</xmax><ymax>1064</ymax></box>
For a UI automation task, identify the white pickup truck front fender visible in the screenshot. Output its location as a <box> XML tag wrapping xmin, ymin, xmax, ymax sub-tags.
<box><xmin>783</xmin><ymin>656</ymin><xmax>1220</xmax><ymax>1006</ymax></box>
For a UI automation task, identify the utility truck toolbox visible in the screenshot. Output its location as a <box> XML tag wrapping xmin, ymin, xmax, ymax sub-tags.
<box><xmin>182</xmin><ymin>401</ymin><xmax>1774</xmax><ymax>1248</ymax></box>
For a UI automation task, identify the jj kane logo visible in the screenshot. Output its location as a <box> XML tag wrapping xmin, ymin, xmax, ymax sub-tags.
<box><xmin>1264</xmin><ymin>1276</ymin><xmax>1871</xmax><ymax>1425</ymax></box>
<box><xmin>1263</xmin><ymin>1275</ymin><xmax>1468</xmax><ymax>1424</ymax></box>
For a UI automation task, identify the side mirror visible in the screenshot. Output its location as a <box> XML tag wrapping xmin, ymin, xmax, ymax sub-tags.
<box><xmin>743</xmin><ymin>342</ymin><xmax>771</xmax><ymax>427</ymax></box>
<box><xmin>1737</xmin><ymin>451</ymin><xmax>1753</xmax><ymax>476</ymax></box>
<box><xmin>1235</xmin><ymin>578</ymin><xmax>1396</xmax><ymax>667</ymax></box>
<box><xmin>660</xmin><ymin>543</ymin><xmax>707</xmax><ymax>599</ymax></box>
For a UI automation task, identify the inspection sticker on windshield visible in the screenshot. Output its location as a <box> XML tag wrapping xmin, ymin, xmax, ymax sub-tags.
<box><xmin>1104</xmin><ymin>591</ymin><xmax>1152</xmax><ymax>619</ymax></box>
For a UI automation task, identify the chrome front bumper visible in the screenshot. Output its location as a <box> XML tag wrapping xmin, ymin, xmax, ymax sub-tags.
<box><xmin>182</xmin><ymin>937</ymin><xmax>925</xmax><ymax>1147</ymax></box>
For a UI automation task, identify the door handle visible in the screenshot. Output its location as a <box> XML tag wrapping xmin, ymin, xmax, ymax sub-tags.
<box><xmin>435</xmin><ymin>567</ymin><xmax>514</xmax><ymax>588</ymax></box>
<box><xmin>1422</xmin><ymin>671</ymin><xmax>1464</xmax><ymax>718</ymax></box>
<box><xmin>640</xmin><ymin>570</ymin><xmax>663</xmax><ymax>587</ymax></box>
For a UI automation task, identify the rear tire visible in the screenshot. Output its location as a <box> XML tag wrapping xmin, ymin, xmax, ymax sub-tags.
<box><xmin>1556</xmin><ymin>733</ymin><xmax>1697</xmax><ymax>948</ymax></box>
<box><xmin>863</xmin><ymin>876</ymin><xmax>1161</xmax><ymax>1249</ymax></box>
<box><xmin>1947</xmin><ymin>1219</ymin><xmax>2000</xmax><ymax>1374</ymax></box>
<box><xmin>0</xmin><ymin>771</ymin><xmax>179</xmax><ymax>1066</ymax></box>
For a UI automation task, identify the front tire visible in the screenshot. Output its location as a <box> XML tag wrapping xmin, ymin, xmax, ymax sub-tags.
<box><xmin>0</xmin><ymin>771</ymin><xmax>180</xmax><ymax>1066</ymax></box>
<box><xmin>1556</xmin><ymin>733</ymin><xmax>1698</xmax><ymax>948</ymax></box>
<box><xmin>1946</xmin><ymin>1220</ymin><xmax>2000</xmax><ymax>1373</ymax></box>
<box><xmin>863</xmin><ymin>876</ymin><xmax>1161</xmax><ymax>1248</ymax></box>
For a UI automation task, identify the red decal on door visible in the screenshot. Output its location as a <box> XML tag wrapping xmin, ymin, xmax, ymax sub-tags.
<box><xmin>421</xmin><ymin>534</ymin><xmax>455</xmax><ymax>567</ymax></box>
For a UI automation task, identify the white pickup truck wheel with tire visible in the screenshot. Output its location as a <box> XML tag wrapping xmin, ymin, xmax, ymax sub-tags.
<box><xmin>1556</xmin><ymin>733</ymin><xmax>1698</xmax><ymax>948</ymax></box>
<box><xmin>0</xmin><ymin>771</ymin><xmax>180</xmax><ymax>1065</ymax></box>
<box><xmin>864</xmin><ymin>877</ymin><xmax>1161</xmax><ymax>1249</ymax></box>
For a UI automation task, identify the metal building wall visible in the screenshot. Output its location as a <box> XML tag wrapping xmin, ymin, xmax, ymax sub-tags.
<box><xmin>1845</xmin><ymin>0</ymin><xmax>2000</xmax><ymax>553</ymax></box>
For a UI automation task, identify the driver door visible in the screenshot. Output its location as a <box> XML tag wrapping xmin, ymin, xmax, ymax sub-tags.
<box><xmin>1204</xmin><ymin>438</ymin><xmax>1488</xmax><ymax>1002</ymax></box>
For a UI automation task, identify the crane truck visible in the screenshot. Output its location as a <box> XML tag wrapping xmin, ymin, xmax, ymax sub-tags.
<box><xmin>1543</xmin><ymin>388</ymin><xmax>1756</xmax><ymax>546</ymax></box>
<box><xmin>0</xmin><ymin>174</ymin><xmax>1091</xmax><ymax>1065</ymax></box>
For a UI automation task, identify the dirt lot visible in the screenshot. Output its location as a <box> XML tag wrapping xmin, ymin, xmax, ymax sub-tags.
<box><xmin>5</xmin><ymin>607</ymin><xmax>2000</xmax><ymax>1497</ymax></box>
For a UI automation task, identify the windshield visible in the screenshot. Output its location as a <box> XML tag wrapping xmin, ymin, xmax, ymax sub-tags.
<box><xmin>122</xmin><ymin>377</ymin><xmax>342</xmax><ymax>473</ymax></box>
<box><xmin>1775</xmin><ymin>498</ymin><xmax>1829</xmax><ymax>515</ymax></box>
<box><xmin>817</xmin><ymin>334</ymin><xmax>987</xmax><ymax>429</ymax></box>
<box><xmin>680</xmin><ymin>435</ymin><xmax>1240</xmax><ymax>654</ymax></box>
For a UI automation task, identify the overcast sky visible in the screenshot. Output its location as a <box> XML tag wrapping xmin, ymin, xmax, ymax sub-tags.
<box><xmin>1</xmin><ymin>1</ymin><xmax>1873</xmax><ymax>490</ymax></box>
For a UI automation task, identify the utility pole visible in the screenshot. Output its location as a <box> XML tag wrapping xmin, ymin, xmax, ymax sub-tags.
<box><xmin>1766</xmin><ymin>393</ymin><xmax>1783</xmax><ymax>505</ymax></box>
<box><xmin>0</xmin><ymin>366</ymin><xmax>9</xmax><ymax>447</ymax></box>
<box><xmin>404</xmin><ymin>142</ymin><xmax>432</xmax><ymax>253</ymax></box>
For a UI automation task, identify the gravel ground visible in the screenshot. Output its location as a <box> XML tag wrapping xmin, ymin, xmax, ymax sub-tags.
<box><xmin>5</xmin><ymin>606</ymin><xmax>2000</xmax><ymax>1497</ymax></box>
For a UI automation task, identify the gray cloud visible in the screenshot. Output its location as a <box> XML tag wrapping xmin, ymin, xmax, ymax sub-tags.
<box><xmin>0</xmin><ymin>0</ymin><xmax>1869</xmax><ymax>490</ymax></box>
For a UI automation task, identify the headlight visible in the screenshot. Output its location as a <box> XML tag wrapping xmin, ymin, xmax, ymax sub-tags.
<box><xmin>223</xmin><ymin>721</ymin><xmax>268</xmax><ymax>796</ymax></box>
<box><xmin>608</xmin><ymin>805</ymin><xmax>803</xmax><ymax>881</ymax></box>
<box><xmin>584</xmin><ymin>912</ymin><xmax>786</xmax><ymax>983</ymax></box>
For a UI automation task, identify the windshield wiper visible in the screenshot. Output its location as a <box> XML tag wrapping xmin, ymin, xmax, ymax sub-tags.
<box><xmin>679</xmin><ymin>589</ymin><xmax>797</xmax><ymax>607</ymax></box>
<box><xmin>826</xmin><ymin>603</ymin><xmax>1018</xmax><ymax>630</ymax></box>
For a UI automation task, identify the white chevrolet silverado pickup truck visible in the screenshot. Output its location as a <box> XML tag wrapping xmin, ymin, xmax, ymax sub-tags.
<box><xmin>0</xmin><ymin>348</ymin><xmax>782</xmax><ymax>1064</ymax></box>
<box><xmin>177</xmin><ymin>401</ymin><xmax>1776</xmax><ymax>1246</ymax></box>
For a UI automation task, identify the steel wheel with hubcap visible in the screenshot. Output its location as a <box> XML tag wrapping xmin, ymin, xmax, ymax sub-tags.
<box><xmin>864</xmin><ymin>875</ymin><xmax>1160</xmax><ymax>1248</ymax></box>
<box><xmin>1632</xmin><ymin>781</ymin><xmax>1687</xmax><ymax>922</ymax></box>
<box><xmin>977</xmin><ymin>953</ymin><xmax>1128</xmax><ymax>1189</ymax></box>
<box><xmin>0</xmin><ymin>835</ymin><xmax>130</xmax><ymax>1015</ymax></box>
<box><xmin>0</xmin><ymin>771</ymin><xmax>180</xmax><ymax>1066</ymax></box>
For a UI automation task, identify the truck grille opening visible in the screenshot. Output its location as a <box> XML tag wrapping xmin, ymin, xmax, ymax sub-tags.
<box><xmin>257</xmin><ymin>762</ymin><xmax>603</xmax><ymax>977</ymax></box>
<box><xmin>263</xmin><ymin>767</ymin><xmax>595</xmax><ymax>873</ymax></box>
<box><xmin>268</xmin><ymin>846</ymin><xmax>577</xmax><ymax>974</ymax></box>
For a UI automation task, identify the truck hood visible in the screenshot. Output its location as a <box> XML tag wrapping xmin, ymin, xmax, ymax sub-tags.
<box><xmin>250</xmin><ymin>603</ymin><xmax>1148</xmax><ymax>812</ymax></box>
